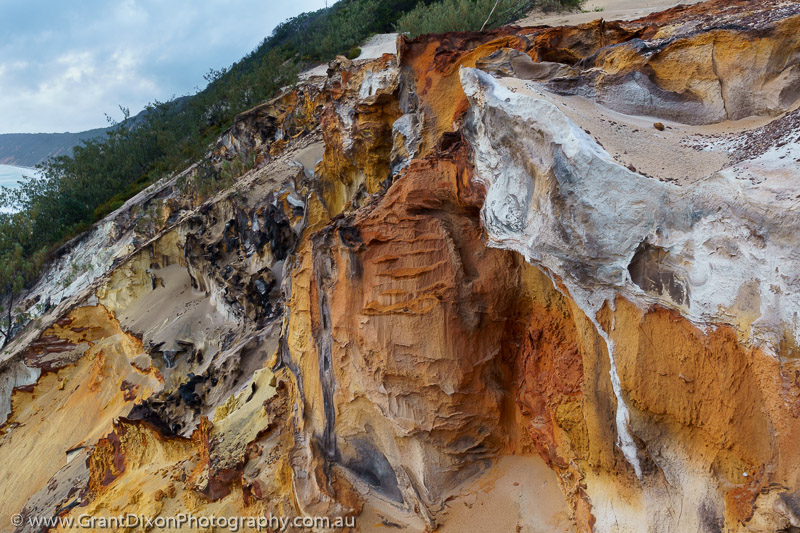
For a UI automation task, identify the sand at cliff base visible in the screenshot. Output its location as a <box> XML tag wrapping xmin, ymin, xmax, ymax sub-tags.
<box><xmin>357</xmin><ymin>455</ymin><xmax>574</xmax><ymax>532</ymax></box>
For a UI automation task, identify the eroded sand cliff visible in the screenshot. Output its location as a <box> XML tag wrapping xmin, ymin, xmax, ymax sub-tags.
<box><xmin>2</xmin><ymin>0</ymin><xmax>800</xmax><ymax>531</ymax></box>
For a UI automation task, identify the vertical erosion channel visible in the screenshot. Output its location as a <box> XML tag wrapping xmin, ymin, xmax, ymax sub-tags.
<box><xmin>313</xmin><ymin>235</ymin><xmax>337</xmax><ymax>461</ymax></box>
<box><xmin>589</xmin><ymin>302</ymin><xmax>642</xmax><ymax>480</ymax></box>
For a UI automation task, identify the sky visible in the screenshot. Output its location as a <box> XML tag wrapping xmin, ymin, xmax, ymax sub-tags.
<box><xmin>0</xmin><ymin>0</ymin><xmax>334</xmax><ymax>134</ymax></box>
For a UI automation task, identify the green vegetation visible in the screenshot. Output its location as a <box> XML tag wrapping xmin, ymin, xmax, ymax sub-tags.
<box><xmin>0</xmin><ymin>0</ymin><xmax>581</xmax><ymax>346</ymax></box>
<box><xmin>395</xmin><ymin>0</ymin><xmax>582</xmax><ymax>37</ymax></box>
<box><xmin>0</xmin><ymin>217</ymin><xmax>43</xmax><ymax>348</ymax></box>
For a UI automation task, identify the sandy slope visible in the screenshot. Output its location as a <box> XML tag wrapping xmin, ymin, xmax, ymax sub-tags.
<box><xmin>299</xmin><ymin>33</ymin><xmax>398</xmax><ymax>80</ymax></box>
<box><xmin>499</xmin><ymin>77</ymin><xmax>800</xmax><ymax>185</ymax></box>
<box><xmin>519</xmin><ymin>0</ymin><xmax>706</xmax><ymax>26</ymax></box>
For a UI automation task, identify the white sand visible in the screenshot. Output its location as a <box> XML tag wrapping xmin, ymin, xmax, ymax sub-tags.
<box><xmin>299</xmin><ymin>33</ymin><xmax>399</xmax><ymax>80</ymax></box>
<box><xmin>518</xmin><ymin>0</ymin><xmax>706</xmax><ymax>27</ymax></box>
<box><xmin>354</xmin><ymin>33</ymin><xmax>398</xmax><ymax>60</ymax></box>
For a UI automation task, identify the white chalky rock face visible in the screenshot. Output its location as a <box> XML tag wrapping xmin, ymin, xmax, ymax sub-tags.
<box><xmin>26</xmin><ymin>220</ymin><xmax>134</xmax><ymax>305</ymax></box>
<box><xmin>0</xmin><ymin>218</ymin><xmax>134</xmax><ymax>353</ymax></box>
<box><xmin>460</xmin><ymin>67</ymin><xmax>800</xmax><ymax>354</ymax></box>
<box><xmin>460</xmin><ymin>67</ymin><xmax>800</xmax><ymax>517</ymax></box>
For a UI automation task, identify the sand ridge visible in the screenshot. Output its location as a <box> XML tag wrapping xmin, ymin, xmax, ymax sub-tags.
<box><xmin>518</xmin><ymin>0</ymin><xmax>706</xmax><ymax>27</ymax></box>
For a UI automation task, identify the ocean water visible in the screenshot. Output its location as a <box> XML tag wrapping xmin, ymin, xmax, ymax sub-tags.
<box><xmin>0</xmin><ymin>164</ymin><xmax>38</xmax><ymax>189</ymax></box>
<box><xmin>0</xmin><ymin>164</ymin><xmax>38</xmax><ymax>212</ymax></box>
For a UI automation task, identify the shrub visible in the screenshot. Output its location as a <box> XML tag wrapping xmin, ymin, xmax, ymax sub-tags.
<box><xmin>346</xmin><ymin>47</ymin><xmax>362</xmax><ymax>59</ymax></box>
<box><xmin>93</xmin><ymin>199</ymin><xmax>126</xmax><ymax>221</ymax></box>
<box><xmin>395</xmin><ymin>0</ymin><xmax>581</xmax><ymax>37</ymax></box>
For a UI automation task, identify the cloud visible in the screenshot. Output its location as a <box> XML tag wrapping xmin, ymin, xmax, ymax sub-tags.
<box><xmin>0</xmin><ymin>0</ymin><xmax>332</xmax><ymax>133</ymax></box>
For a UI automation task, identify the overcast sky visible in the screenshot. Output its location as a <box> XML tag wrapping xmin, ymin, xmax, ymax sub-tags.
<box><xmin>0</xmin><ymin>0</ymin><xmax>333</xmax><ymax>134</ymax></box>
